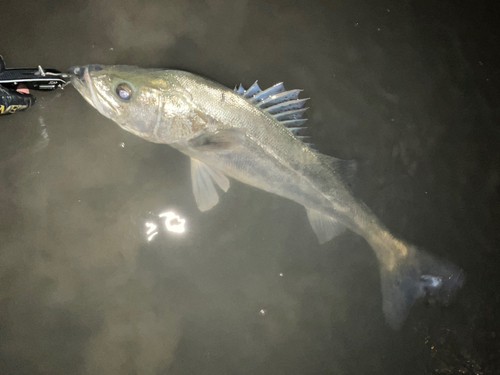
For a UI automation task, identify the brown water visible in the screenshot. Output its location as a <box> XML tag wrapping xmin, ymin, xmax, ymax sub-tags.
<box><xmin>1</xmin><ymin>0</ymin><xmax>499</xmax><ymax>374</ymax></box>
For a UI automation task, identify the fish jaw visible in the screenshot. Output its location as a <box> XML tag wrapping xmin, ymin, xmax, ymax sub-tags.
<box><xmin>69</xmin><ymin>65</ymin><xmax>120</xmax><ymax>121</ymax></box>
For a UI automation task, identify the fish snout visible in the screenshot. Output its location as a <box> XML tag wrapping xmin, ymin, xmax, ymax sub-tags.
<box><xmin>68</xmin><ymin>64</ymin><xmax>104</xmax><ymax>80</ymax></box>
<box><xmin>68</xmin><ymin>65</ymin><xmax>84</xmax><ymax>80</ymax></box>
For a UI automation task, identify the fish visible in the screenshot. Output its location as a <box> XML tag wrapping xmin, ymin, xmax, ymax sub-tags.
<box><xmin>68</xmin><ymin>64</ymin><xmax>464</xmax><ymax>329</ymax></box>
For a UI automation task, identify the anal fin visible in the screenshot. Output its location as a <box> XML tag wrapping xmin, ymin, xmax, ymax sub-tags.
<box><xmin>191</xmin><ymin>158</ymin><xmax>230</xmax><ymax>212</ymax></box>
<box><xmin>306</xmin><ymin>208</ymin><xmax>345</xmax><ymax>244</ymax></box>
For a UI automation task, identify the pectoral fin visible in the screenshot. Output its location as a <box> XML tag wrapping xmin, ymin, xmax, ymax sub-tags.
<box><xmin>191</xmin><ymin>158</ymin><xmax>230</xmax><ymax>212</ymax></box>
<box><xmin>306</xmin><ymin>208</ymin><xmax>345</xmax><ymax>244</ymax></box>
<box><xmin>188</xmin><ymin>128</ymin><xmax>246</xmax><ymax>152</ymax></box>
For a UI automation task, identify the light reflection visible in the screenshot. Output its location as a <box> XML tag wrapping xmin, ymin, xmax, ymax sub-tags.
<box><xmin>145</xmin><ymin>222</ymin><xmax>157</xmax><ymax>234</ymax></box>
<box><xmin>144</xmin><ymin>211</ymin><xmax>187</xmax><ymax>242</ymax></box>
<box><xmin>145</xmin><ymin>222</ymin><xmax>158</xmax><ymax>241</ymax></box>
<box><xmin>159</xmin><ymin>211</ymin><xmax>186</xmax><ymax>233</ymax></box>
<box><xmin>147</xmin><ymin>232</ymin><xmax>158</xmax><ymax>241</ymax></box>
<box><xmin>34</xmin><ymin>116</ymin><xmax>49</xmax><ymax>151</ymax></box>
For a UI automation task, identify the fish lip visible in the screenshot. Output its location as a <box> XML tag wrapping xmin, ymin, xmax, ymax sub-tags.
<box><xmin>69</xmin><ymin>65</ymin><xmax>89</xmax><ymax>93</ymax></box>
<box><xmin>69</xmin><ymin>65</ymin><xmax>116</xmax><ymax>119</ymax></box>
<box><xmin>68</xmin><ymin>65</ymin><xmax>88</xmax><ymax>87</ymax></box>
<box><xmin>68</xmin><ymin>64</ymin><xmax>104</xmax><ymax>81</ymax></box>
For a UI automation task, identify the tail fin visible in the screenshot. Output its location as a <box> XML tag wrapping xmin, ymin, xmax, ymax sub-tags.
<box><xmin>373</xmin><ymin>240</ymin><xmax>464</xmax><ymax>329</ymax></box>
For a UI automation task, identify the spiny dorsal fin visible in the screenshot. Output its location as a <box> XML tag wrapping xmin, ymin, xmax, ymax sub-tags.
<box><xmin>234</xmin><ymin>81</ymin><xmax>261</xmax><ymax>98</ymax></box>
<box><xmin>252</xmin><ymin>82</ymin><xmax>285</xmax><ymax>102</ymax></box>
<box><xmin>234</xmin><ymin>81</ymin><xmax>312</xmax><ymax>146</ymax></box>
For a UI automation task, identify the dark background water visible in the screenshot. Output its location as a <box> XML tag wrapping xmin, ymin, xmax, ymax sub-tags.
<box><xmin>1</xmin><ymin>0</ymin><xmax>499</xmax><ymax>374</ymax></box>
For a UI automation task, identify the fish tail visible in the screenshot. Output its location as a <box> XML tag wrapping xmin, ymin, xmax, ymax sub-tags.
<box><xmin>368</xmin><ymin>235</ymin><xmax>464</xmax><ymax>329</ymax></box>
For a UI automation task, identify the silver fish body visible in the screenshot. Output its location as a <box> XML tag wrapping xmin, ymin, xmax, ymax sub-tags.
<box><xmin>69</xmin><ymin>64</ymin><xmax>464</xmax><ymax>328</ymax></box>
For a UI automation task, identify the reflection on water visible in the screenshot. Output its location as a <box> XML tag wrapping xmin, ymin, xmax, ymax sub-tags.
<box><xmin>145</xmin><ymin>222</ymin><xmax>158</xmax><ymax>241</ymax></box>
<box><xmin>38</xmin><ymin>116</ymin><xmax>49</xmax><ymax>147</ymax></box>
<box><xmin>160</xmin><ymin>211</ymin><xmax>186</xmax><ymax>234</ymax></box>
<box><xmin>145</xmin><ymin>211</ymin><xmax>187</xmax><ymax>241</ymax></box>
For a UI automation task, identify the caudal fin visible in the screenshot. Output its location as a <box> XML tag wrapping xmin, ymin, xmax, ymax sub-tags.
<box><xmin>374</xmin><ymin>241</ymin><xmax>464</xmax><ymax>329</ymax></box>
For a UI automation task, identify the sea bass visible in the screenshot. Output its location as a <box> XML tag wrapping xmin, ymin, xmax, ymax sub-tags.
<box><xmin>69</xmin><ymin>64</ymin><xmax>464</xmax><ymax>328</ymax></box>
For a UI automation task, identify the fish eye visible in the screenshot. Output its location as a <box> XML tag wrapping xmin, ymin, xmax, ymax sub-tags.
<box><xmin>116</xmin><ymin>83</ymin><xmax>133</xmax><ymax>101</ymax></box>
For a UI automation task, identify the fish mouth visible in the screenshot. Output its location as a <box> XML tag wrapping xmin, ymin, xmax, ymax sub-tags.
<box><xmin>68</xmin><ymin>64</ymin><xmax>116</xmax><ymax>118</ymax></box>
<box><xmin>68</xmin><ymin>64</ymin><xmax>104</xmax><ymax>82</ymax></box>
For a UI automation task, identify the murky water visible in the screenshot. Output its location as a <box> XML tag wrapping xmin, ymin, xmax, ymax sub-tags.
<box><xmin>1</xmin><ymin>0</ymin><xmax>499</xmax><ymax>374</ymax></box>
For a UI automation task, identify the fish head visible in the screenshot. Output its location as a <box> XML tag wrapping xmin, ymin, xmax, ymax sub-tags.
<box><xmin>68</xmin><ymin>64</ymin><xmax>194</xmax><ymax>142</ymax></box>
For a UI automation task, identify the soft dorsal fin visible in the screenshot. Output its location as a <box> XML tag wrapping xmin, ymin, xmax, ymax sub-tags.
<box><xmin>318</xmin><ymin>154</ymin><xmax>357</xmax><ymax>183</ymax></box>
<box><xmin>234</xmin><ymin>81</ymin><xmax>311</xmax><ymax>145</ymax></box>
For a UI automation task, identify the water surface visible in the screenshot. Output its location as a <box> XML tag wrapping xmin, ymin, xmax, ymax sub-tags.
<box><xmin>1</xmin><ymin>0</ymin><xmax>499</xmax><ymax>374</ymax></box>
